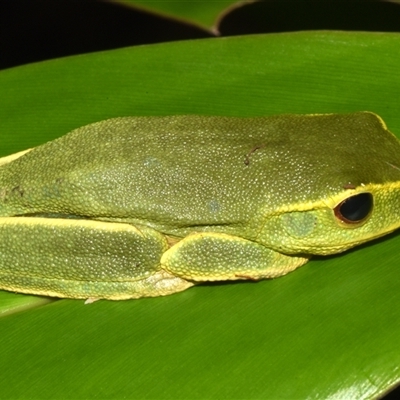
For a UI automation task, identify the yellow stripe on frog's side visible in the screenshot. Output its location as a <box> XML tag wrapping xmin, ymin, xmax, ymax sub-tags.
<box><xmin>266</xmin><ymin>181</ymin><xmax>400</xmax><ymax>216</ymax></box>
<box><xmin>0</xmin><ymin>149</ymin><xmax>32</xmax><ymax>167</ymax></box>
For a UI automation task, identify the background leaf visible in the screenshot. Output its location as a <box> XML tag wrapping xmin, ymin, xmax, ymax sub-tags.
<box><xmin>1</xmin><ymin>31</ymin><xmax>400</xmax><ymax>399</ymax></box>
<box><xmin>118</xmin><ymin>0</ymin><xmax>239</xmax><ymax>29</ymax></box>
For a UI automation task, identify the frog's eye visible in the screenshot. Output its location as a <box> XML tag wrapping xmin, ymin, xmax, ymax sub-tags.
<box><xmin>334</xmin><ymin>193</ymin><xmax>373</xmax><ymax>224</ymax></box>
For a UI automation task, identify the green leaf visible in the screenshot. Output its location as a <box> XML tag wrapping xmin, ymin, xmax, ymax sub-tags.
<box><xmin>1</xmin><ymin>32</ymin><xmax>400</xmax><ymax>399</ymax></box>
<box><xmin>116</xmin><ymin>0</ymin><xmax>238</xmax><ymax>29</ymax></box>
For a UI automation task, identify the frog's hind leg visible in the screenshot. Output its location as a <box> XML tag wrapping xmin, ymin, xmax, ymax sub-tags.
<box><xmin>161</xmin><ymin>232</ymin><xmax>309</xmax><ymax>282</ymax></box>
<box><xmin>0</xmin><ymin>217</ymin><xmax>193</xmax><ymax>300</ymax></box>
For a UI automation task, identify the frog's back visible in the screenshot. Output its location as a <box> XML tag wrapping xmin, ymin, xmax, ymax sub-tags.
<box><xmin>1</xmin><ymin>113</ymin><xmax>400</xmax><ymax>239</ymax></box>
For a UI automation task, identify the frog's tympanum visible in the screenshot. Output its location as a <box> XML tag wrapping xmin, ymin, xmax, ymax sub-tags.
<box><xmin>0</xmin><ymin>112</ymin><xmax>399</xmax><ymax>300</ymax></box>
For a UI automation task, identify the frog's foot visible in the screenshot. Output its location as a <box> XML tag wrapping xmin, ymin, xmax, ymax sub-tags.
<box><xmin>161</xmin><ymin>232</ymin><xmax>309</xmax><ymax>282</ymax></box>
<box><xmin>84</xmin><ymin>298</ymin><xmax>99</xmax><ymax>304</ymax></box>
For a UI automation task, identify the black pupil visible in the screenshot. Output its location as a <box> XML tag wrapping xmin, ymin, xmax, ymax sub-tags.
<box><xmin>337</xmin><ymin>193</ymin><xmax>373</xmax><ymax>223</ymax></box>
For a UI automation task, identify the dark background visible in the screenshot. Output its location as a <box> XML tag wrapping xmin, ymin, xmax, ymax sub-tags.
<box><xmin>2</xmin><ymin>0</ymin><xmax>400</xmax><ymax>70</ymax></box>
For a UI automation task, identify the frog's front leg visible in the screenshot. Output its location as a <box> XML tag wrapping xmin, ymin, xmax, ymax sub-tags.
<box><xmin>0</xmin><ymin>217</ymin><xmax>193</xmax><ymax>300</ymax></box>
<box><xmin>162</xmin><ymin>232</ymin><xmax>310</xmax><ymax>282</ymax></box>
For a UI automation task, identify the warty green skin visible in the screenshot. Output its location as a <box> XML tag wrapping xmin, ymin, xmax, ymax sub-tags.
<box><xmin>0</xmin><ymin>112</ymin><xmax>400</xmax><ymax>300</ymax></box>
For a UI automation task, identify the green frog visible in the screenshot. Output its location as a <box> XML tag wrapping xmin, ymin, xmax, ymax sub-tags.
<box><xmin>0</xmin><ymin>112</ymin><xmax>399</xmax><ymax>300</ymax></box>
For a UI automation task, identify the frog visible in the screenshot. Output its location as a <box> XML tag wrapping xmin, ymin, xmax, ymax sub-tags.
<box><xmin>0</xmin><ymin>112</ymin><xmax>399</xmax><ymax>300</ymax></box>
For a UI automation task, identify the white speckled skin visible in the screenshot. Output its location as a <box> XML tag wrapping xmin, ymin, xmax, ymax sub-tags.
<box><xmin>0</xmin><ymin>113</ymin><xmax>399</xmax><ymax>299</ymax></box>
